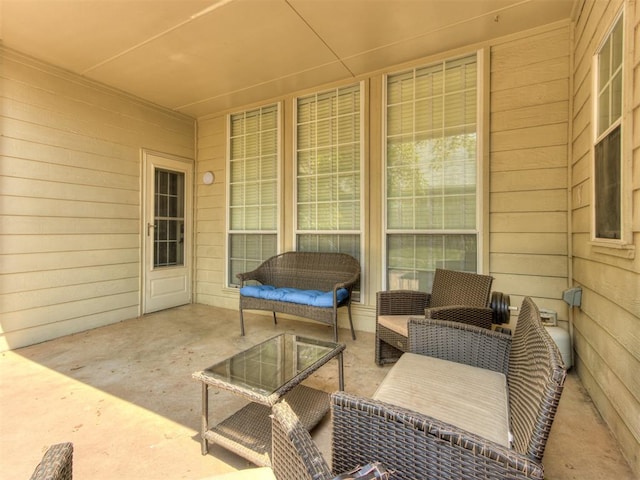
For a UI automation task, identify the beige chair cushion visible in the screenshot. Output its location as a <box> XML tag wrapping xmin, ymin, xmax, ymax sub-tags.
<box><xmin>377</xmin><ymin>315</ymin><xmax>414</xmax><ymax>337</ymax></box>
<box><xmin>202</xmin><ymin>467</ymin><xmax>276</xmax><ymax>479</ymax></box>
<box><xmin>373</xmin><ymin>352</ymin><xmax>511</xmax><ymax>447</ymax></box>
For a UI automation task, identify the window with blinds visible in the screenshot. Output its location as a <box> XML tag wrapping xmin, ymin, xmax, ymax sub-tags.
<box><xmin>295</xmin><ymin>84</ymin><xmax>362</xmax><ymax>263</ymax></box>
<box><xmin>594</xmin><ymin>13</ymin><xmax>623</xmax><ymax>241</ymax></box>
<box><xmin>228</xmin><ymin>104</ymin><xmax>279</xmax><ymax>286</ymax></box>
<box><xmin>385</xmin><ymin>54</ymin><xmax>479</xmax><ymax>291</ymax></box>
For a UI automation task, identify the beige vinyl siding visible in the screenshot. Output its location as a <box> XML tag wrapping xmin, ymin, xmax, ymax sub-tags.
<box><xmin>570</xmin><ymin>0</ymin><xmax>640</xmax><ymax>474</ymax></box>
<box><xmin>194</xmin><ymin>114</ymin><xmax>229</xmax><ymax>308</ymax></box>
<box><xmin>489</xmin><ymin>25</ymin><xmax>571</xmax><ymax>319</ymax></box>
<box><xmin>0</xmin><ymin>47</ymin><xmax>195</xmax><ymax>351</ymax></box>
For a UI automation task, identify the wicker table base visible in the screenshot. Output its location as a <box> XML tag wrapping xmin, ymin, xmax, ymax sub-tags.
<box><xmin>206</xmin><ymin>385</ymin><xmax>328</xmax><ymax>466</ymax></box>
<box><xmin>193</xmin><ymin>333</ymin><xmax>345</xmax><ymax>465</ymax></box>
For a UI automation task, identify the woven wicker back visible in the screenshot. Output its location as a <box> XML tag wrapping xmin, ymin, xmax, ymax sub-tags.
<box><xmin>508</xmin><ymin>297</ymin><xmax>566</xmax><ymax>461</ymax></box>
<box><xmin>30</xmin><ymin>442</ymin><xmax>73</xmax><ymax>480</ymax></box>
<box><xmin>260</xmin><ymin>252</ymin><xmax>360</xmax><ymax>291</ymax></box>
<box><xmin>429</xmin><ymin>268</ymin><xmax>493</xmax><ymax>308</ymax></box>
<box><xmin>271</xmin><ymin>401</ymin><xmax>332</xmax><ymax>480</ymax></box>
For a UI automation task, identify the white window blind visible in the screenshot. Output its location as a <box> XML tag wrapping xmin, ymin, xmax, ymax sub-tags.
<box><xmin>295</xmin><ymin>84</ymin><xmax>362</xmax><ymax>261</ymax></box>
<box><xmin>594</xmin><ymin>14</ymin><xmax>623</xmax><ymax>240</ymax></box>
<box><xmin>385</xmin><ymin>54</ymin><xmax>479</xmax><ymax>291</ymax></box>
<box><xmin>228</xmin><ymin>104</ymin><xmax>279</xmax><ymax>286</ymax></box>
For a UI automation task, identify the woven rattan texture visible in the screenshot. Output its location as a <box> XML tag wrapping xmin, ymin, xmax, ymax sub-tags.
<box><xmin>30</xmin><ymin>443</ymin><xmax>73</xmax><ymax>480</ymax></box>
<box><xmin>335</xmin><ymin>297</ymin><xmax>566</xmax><ymax>479</ymax></box>
<box><xmin>375</xmin><ymin>269</ymin><xmax>495</xmax><ymax>365</ymax></box>
<box><xmin>237</xmin><ymin>252</ymin><xmax>360</xmax><ymax>342</ymax></box>
<box><xmin>271</xmin><ymin>401</ymin><xmax>333</xmax><ymax>480</ymax></box>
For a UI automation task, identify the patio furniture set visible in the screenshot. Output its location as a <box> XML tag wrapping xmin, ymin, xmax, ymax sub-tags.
<box><xmin>30</xmin><ymin>253</ymin><xmax>567</xmax><ymax>480</ymax></box>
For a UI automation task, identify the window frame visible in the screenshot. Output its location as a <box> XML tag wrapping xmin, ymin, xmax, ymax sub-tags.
<box><xmin>292</xmin><ymin>81</ymin><xmax>366</xmax><ymax>274</ymax></box>
<box><xmin>591</xmin><ymin>6</ymin><xmax>633</xmax><ymax>251</ymax></box>
<box><xmin>226</xmin><ymin>102</ymin><xmax>281</xmax><ymax>288</ymax></box>
<box><xmin>382</xmin><ymin>50</ymin><xmax>485</xmax><ymax>291</ymax></box>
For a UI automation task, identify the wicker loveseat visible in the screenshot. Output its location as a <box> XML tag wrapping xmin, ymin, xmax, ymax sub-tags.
<box><xmin>331</xmin><ymin>297</ymin><xmax>567</xmax><ymax>480</ymax></box>
<box><xmin>237</xmin><ymin>252</ymin><xmax>360</xmax><ymax>342</ymax></box>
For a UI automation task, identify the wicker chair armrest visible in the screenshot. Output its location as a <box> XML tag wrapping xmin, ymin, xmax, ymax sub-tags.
<box><xmin>331</xmin><ymin>392</ymin><xmax>544</xmax><ymax>480</ymax></box>
<box><xmin>236</xmin><ymin>267</ymin><xmax>264</xmax><ymax>285</ymax></box>
<box><xmin>424</xmin><ymin>305</ymin><xmax>494</xmax><ymax>329</ymax></box>
<box><xmin>376</xmin><ymin>290</ymin><xmax>430</xmax><ymax>316</ymax></box>
<box><xmin>407</xmin><ymin>317</ymin><xmax>511</xmax><ymax>374</ymax></box>
<box><xmin>30</xmin><ymin>442</ymin><xmax>73</xmax><ymax>480</ymax></box>
<box><xmin>334</xmin><ymin>271</ymin><xmax>360</xmax><ymax>293</ymax></box>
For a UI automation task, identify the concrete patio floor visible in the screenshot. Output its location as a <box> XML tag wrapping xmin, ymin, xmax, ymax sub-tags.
<box><xmin>1</xmin><ymin>304</ymin><xmax>635</xmax><ymax>480</ymax></box>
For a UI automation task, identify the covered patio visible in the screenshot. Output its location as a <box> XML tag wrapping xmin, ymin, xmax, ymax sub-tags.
<box><xmin>1</xmin><ymin>304</ymin><xmax>634</xmax><ymax>479</ymax></box>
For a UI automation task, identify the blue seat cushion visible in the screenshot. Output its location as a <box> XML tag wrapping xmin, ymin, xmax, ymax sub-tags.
<box><xmin>240</xmin><ymin>285</ymin><xmax>349</xmax><ymax>307</ymax></box>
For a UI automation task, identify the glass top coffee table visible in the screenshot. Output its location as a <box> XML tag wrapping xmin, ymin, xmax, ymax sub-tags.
<box><xmin>192</xmin><ymin>333</ymin><xmax>345</xmax><ymax>466</ymax></box>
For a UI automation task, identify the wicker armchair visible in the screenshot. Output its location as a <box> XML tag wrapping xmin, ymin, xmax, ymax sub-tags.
<box><xmin>333</xmin><ymin>297</ymin><xmax>567</xmax><ymax>480</ymax></box>
<box><xmin>375</xmin><ymin>268</ymin><xmax>503</xmax><ymax>365</ymax></box>
<box><xmin>30</xmin><ymin>443</ymin><xmax>73</xmax><ymax>480</ymax></box>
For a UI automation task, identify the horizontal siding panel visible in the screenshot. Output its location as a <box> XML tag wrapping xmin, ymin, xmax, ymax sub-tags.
<box><xmin>491</xmin><ymin>168</ymin><xmax>567</xmax><ymax>192</ymax></box>
<box><xmin>572</xmin><ymin>326</ymin><xmax>640</xmax><ymax>449</ymax></box>
<box><xmin>490</xmin><ymin>272</ymin><xmax>568</xmax><ymax>298</ymax></box>
<box><xmin>491</xmin><ymin>56</ymin><xmax>569</xmax><ymax>92</ymax></box>
<box><xmin>0</xmin><ymin>177</ymin><xmax>139</xmax><ymax>205</ymax></box>
<box><xmin>1</xmin><ymin>234</ymin><xmax>138</xmax><ymax>255</ymax></box>
<box><xmin>0</xmin><ymin>305</ymin><xmax>140</xmax><ymax>351</ymax></box>
<box><xmin>571</xmin><ymin>206</ymin><xmax>591</xmax><ymax>234</ymax></box>
<box><xmin>0</xmin><ymin>263</ymin><xmax>140</xmax><ymax>295</ymax></box>
<box><xmin>1</xmin><ymin>137</ymin><xmax>140</xmax><ymax>176</ymax></box>
<box><xmin>1</xmin><ymin>157</ymin><xmax>138</xmax><ymax>191</ymax></box>
<box><xmin>0</xmin><ymin>249</ymin><xmax>139</xmax><ymax>275</ymax></box>
<box><xmin>491</xmin><ymin>232</ymin><xmax>567</xmax><ymax>255</ymax></box>
<box><xmin>491</xmin><ymin>212</ymin><xmax>567</xmax><ymax>233</ymax></box>
<box><xmin>491</xmin><ymin>101</ymin><xmax>568</xmax><ymax>131</ymax></box>
<box><xmin>0</xmin><ymin>216</ymin><xmax>138</xmax><ymax>235</ymax></box>
<box><xmin>491</xmin><ymin>190</ymin><xmax>567</xmax><ymax>212</ymax></box>
<box><xmin>0</xmin><ymin>291</ymin><xmax>140</xmax><ymax>332</ymax></box>
<box><xmin>490</xmin><ymin>253</ymin><xmax>567</xmax><ymax>277</ymax></box>
<box><xmin>491</xmin><ymin>27</ymin><xmax>570</xmax><ymax>71</ymax></box>
<box><xmin>491</xmin><ymin>145</ymin><xmax>567</xmax><ymax>172</ymax></box>
<box><xmin>573</xmin><ymin>258</ymin><xmax>640</xmax><ymax>317</ymax></box>
<box><xmin>2</xmin><ymin>117</ymin><xmax>139</xmax><ymax>161</ymax></box>
<box><xmin>0</xmin><ymin>196</ymin><xmax>139</xmax><ymax>218</ymax></box>
<box><xmin>491</xmin><ymin>79</ymin><xmax>569</xmax><ymax>113</ymax></box>
<box><xmin>1</xmin><ymin>277</ymin><xmax>139</xmax><ymax>314</ymax></box>
<box><xmin>491</xmin><ymin>123</ymin><xmax>568</xmax><ymax>151</ymax></box>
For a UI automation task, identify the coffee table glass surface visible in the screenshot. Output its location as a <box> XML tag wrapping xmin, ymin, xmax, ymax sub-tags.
<box><xmin>200</xmin><ymin>333</ymin><xmax>344</xmax><ymax>402</ymax></box>
<box><xmin>192</xmin><ymin>333</ymin><xmax>345</xmax><ymax>466</ymax></box>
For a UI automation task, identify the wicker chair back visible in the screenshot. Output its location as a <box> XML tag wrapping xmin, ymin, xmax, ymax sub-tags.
<box><xmin>429</xmin><ymin>268</ymin><xmax>493</xmax><ymax>308</ymax></box>
<box><xmin>508</xmin><ymin>297</ymin><xmax>566</xmax><ymax>460</ymax></box>
<box><xmin>257</xmin><ymin>252</ymin><xmax>360</xmax><ymax>292</ymax></box>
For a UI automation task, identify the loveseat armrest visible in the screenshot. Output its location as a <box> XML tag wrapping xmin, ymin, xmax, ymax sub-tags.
<box><xmin>236</xmin><ymin>267</ymin><xmax>264</xmax><ymax>286</ymax></box>
<box><xmin>424</xmin><ymin>304</ymin><xmax>494</xmax><ymax>329</ymax></box>
<box><xmin>334</xmin><ymin>270</ymin><xmax>360</xmax><ymax>296</ymax></box>
<box><xmin>331</xmin><ymin>392</ymin><xmax>544</xmax><ymax>480</ymax></box>
<box><xmin>408</xmin><ymin>317</ymin><xmax>511</xmax><ymax>374</ymax></box>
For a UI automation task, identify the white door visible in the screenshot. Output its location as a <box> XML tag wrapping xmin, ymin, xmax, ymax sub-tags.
<box><xmin>142</xmin><ymin>151</ymin><xmax>193</xmax><ymax>313</ymax></box>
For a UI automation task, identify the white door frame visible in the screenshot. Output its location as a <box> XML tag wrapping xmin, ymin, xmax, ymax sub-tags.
<box><xmin>141</xmin><ymin>150</ymin><xmax>194</xmax><ymax>314</ymax></box>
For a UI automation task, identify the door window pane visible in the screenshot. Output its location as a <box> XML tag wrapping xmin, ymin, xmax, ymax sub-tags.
<box><xmin>154</xmin><ymin>169</ymin><xmax>184</xmax><ymax>268</ymax></box>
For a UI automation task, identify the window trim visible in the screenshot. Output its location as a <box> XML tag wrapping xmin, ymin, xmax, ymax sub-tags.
<box><xmin>225</xmin><ymin>102</ymin><xmax>282</xmax><ymax>288</ymax></box>
<box><xmin>590</xmin><ymin>6</ymin><xmax>634</xmax><ymax>251</ymax></box>
<box><xmin>292</xmin><ymin>81</ymin><xmax>366</xmax><ymax>272</ymax></box>
<box><xmin>381</xmin><ymin>50</ymin><xmax>486</xmax><ymax>290</ymax></box>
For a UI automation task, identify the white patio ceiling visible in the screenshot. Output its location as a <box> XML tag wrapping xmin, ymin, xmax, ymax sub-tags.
<box><xmin>0</xmin><ymin>0</ymin><xmax>575</xmax><ymax>117</ymax></box>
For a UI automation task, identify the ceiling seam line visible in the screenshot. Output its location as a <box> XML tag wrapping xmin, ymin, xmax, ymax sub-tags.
<box><xmin>284</xmin><ymin>0</ymin><xmax>356</xmax><ymax>78</ymax></box>
<box><xmin>80</xmin><ymin>0</ymin><xmax>238</xmax><ymax>75</ymax></box>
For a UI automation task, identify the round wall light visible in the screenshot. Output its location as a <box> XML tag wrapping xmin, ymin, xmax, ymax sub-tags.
<box><xmin>202</xmin><ymin>171</ymin><xmax>215</xmax><ymax>185</ymax></box>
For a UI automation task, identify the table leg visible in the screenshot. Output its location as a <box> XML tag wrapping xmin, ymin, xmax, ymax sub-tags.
<box><xmin>338</xmin><ymin>351</ymin><xmax>344</xmax><ymax>391</ymax></box>
<box><xmin>201</xmin><ymin>383</ymin><xmax>209</xmax><ymax>455</ymax></box>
